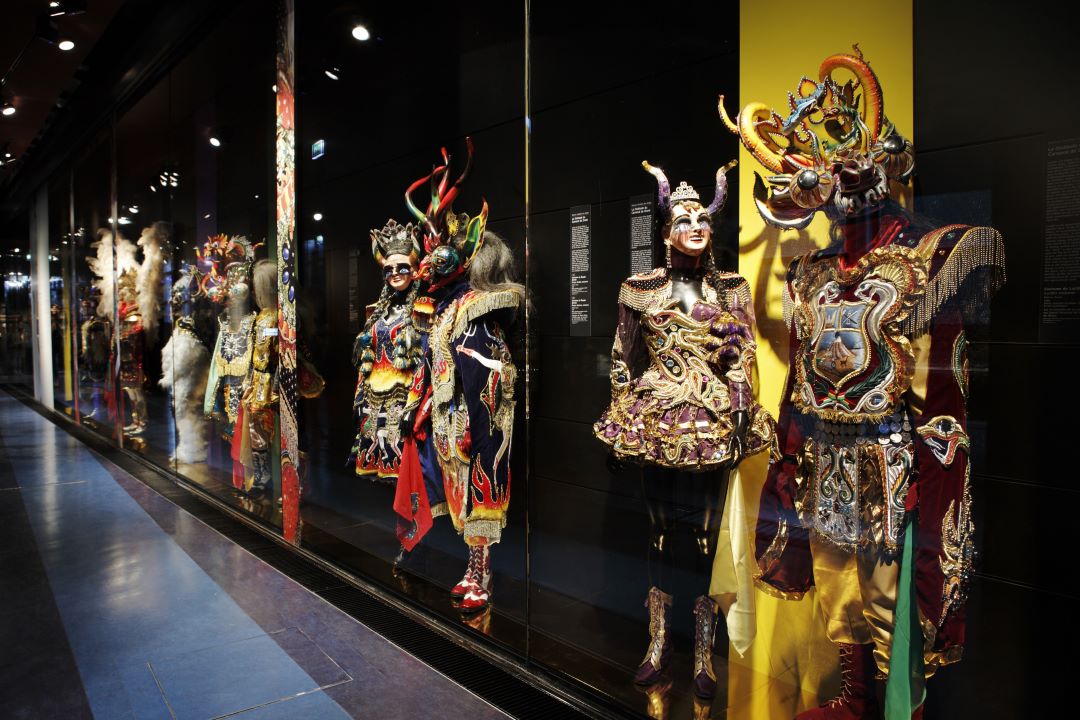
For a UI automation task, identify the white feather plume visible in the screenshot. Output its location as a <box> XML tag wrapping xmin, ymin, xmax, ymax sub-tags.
<box><xmin>160</xmin><ymin>328</ymin><xmax>211</xmax><ymax>464</ymax></box>
<box><xmin>88</xmin><ymin>231</ymin><xmax>139</xmax><ymax>318</ymax></box>
<box><xmin>137</xmin><ymin>223</ymin><xmax>168</xmax><ymax>342</ymax></box>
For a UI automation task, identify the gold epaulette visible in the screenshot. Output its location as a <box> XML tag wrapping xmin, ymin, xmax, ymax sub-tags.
<box><xmin>449</xmin><ymin>289</ymin><xmax>520</xmax><ymax>341</ymax></box>
<box><xmin>902</xmin><ymin>225</ymin><xmax>1006</xmax><ymax>336</ymax></box>
<box><xmin>412</xmin><ymin>295</ymin><xmax>435</xmax><ymax>331</ymax></box>
<box><xmin>618</xmin><ymin>268</ymin><xmax>671</xmax><ymax>312</ymax></box>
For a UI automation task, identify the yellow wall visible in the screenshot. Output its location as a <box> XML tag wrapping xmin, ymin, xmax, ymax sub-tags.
<box><xmin>728</xmin><ymin>4</ymin><xmax>912</xmax><ymax>717</ymax></box>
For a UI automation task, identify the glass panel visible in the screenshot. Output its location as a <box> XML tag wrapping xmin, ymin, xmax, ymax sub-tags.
<box><xmin>159</xmin><ymin>0</ymin><xmax>277</xmax><ymax>523</ymax></box>
<box><xmin>526</xmin><ymin>4</ymin><xmax>740</xmax><ymax>714</ymax></box>
<box><xmin>73</xmin><ymin>128</ymin><xmax>119</xmax><ymax>442</ymax></box>
<box><xmin>49</xmin><ymin>172</ymin><xmax>76</xmax><ymax>417</ymax></box>
<box><xmin>0</xmin><ymin>213</ymin><xmax>33</xmax><ymax>389</ymax></box>
<box><xmin>115</xmin><ymin>78</ymin><xmax>178</xmax><ymax>472</ymax></box>
<box><xmin>294</xmin><ymin>1</ymin><xmax>529</xmax><ymax>654</ymax></box>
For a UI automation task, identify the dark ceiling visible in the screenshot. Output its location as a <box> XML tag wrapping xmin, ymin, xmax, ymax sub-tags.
<box><xmin>0</xmin><ymin>0</ymin><xmax>124</xmax><ymax>173</ymax></box>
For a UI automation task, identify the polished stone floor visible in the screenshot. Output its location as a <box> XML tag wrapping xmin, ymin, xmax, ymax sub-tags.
<box><xmin>0</xmin><ymin>390</ymin><xmax>510</xmax><ymax>720</ymax></box>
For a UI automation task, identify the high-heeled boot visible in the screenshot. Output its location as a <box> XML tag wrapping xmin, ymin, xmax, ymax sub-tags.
<box><xmin>795</xmin><ymin>643</ymin><xmax>880</xmax><ymax>719</ymax></box>
<box><xmin>691</xmin><ymin>596</ymin><xmax>719</xmax><ymax>698</ymax></box>
<box><xmin>634</xmin><ymin>587</ymin><xmax>673</xmax><ymax>685</ymax></box>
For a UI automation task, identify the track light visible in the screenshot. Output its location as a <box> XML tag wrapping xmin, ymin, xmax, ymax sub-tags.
<box><xmin>324</xmin><ymin>67</ymin><xmax>340</xmax><ymax>80</ymax></box>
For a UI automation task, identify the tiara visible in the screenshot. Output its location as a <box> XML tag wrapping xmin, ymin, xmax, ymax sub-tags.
<box><xmin>670</xmin><ymin>181</ymin><xmax>700</xmax><ymax>204</ymax></box>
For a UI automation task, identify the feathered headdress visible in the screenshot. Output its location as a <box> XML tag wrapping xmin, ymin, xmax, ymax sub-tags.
<box><xmin>195</xmin><ymin>234</ymin><xmax>261</xmax><ymax>302</ymax></box>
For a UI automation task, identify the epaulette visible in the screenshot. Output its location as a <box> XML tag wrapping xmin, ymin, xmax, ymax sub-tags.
<box><xmin>902</xmin><ymin>225</ymin><xmax>1006</xmax><ymax>336</ymax></box>
<box><xmin>412</xmin><ymin>296</ymin><xmax>435</xmax><ymax>331</ymax></box>
<box><xmin>618</xmin><ymin>268</ymin><xmax>671</xmax><ymax>312</ymax></box>
<box><xmin>450</xmin><ymin>288</ymin><xmax>521</xmax><ymax>341</ymax></box>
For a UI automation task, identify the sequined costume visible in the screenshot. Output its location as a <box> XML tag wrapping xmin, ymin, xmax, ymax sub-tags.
<box><xmin>201</xmin><ymin>236</ymin><xmax>260</xmax><ymax>443</ymax></box>
<box><xmin>204</xmin><ymin>310</ymin><xmax>256</xmax><ymax>438</ymax></box>
<box><xmin>352</xmin><ymin>220</ymin><xmax>428</xmax><ymax>483</ymax></box>
<box><xmin>723</xmin><ymin>47</ymin><xmax>1007</xmax><ymax>714</ymax></box>
<box><xmin>402</xmin><ymin>139</ymin><xmax>523</xmax><ymax>612</ymax></box>
<box><xmin>595</xmin><ymin>268</ymin><xmax>775</xmax><ymax>469</ymax></box>
<box><xmin>426</xmin><ymin>282</ymin><xmax>518</xmax><ymax>544</ymax></box>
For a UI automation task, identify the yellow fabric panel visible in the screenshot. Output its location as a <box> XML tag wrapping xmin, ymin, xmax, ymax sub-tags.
<box><xmin>728</xmin><ymin>3</ymin><xmax>913</xmax><ymax>717</ymax></box>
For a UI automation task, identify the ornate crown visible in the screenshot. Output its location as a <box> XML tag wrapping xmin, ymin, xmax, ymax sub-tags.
<box><xmin>370</xmin><ymin>219</ymin><xmax>420</xmax><ymax>264</ymax></box>
<box><xmin>670</xmin><ymin>181</ymin><xmax>700</xmax><ymax>204</ymax></box>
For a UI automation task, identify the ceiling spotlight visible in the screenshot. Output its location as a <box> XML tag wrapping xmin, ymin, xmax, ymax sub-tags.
<box><xmin>118</xmin><ymin>217</ymin><xmax>131</xmax><ymax>225</ymax></box>
<box><xmin>129</xmin><ymin>206</ymin><xmax>139</xmax><ymax>214</ymax></box>
<box><xmin>351</xmin><ymin>25</ymin><xmax>371</xmax><ymax>41</ymax></box>
<box><xmin>272</xmin><ymin>84</ymin><xmax>278</xmax><ymax>93</ymax></box>
<box><xmin>149</xmin><ymin>184</ymin><xmax>157</xmax><ymax>192</ymax></box>
<box><xmin>58</xmin><ymin>38</ymin><xmax>75</xmax><ymax>51</ymax></box>
<box><xmin>203</xmin><ymin>214</ymin><xmax>211</xmax><ymax>219</ymax></box>
<box><xmin>2</xmin><ymin>101</ymin><xmax>15</xmax><ymax>117</ymax></box>
<box><xmin>324</xmin><ymin>67</ymin><xmax>340</xmax><ymax>81</ymax></box>
<box><xmin>209</xmin><ymin>136</ymin><xmax>221</xmax><ymax>147</ymax></box>
<box><xmin>313</xmin><ymin>212</ymin><xmax>324</xmax><ymax>221</ymax></box>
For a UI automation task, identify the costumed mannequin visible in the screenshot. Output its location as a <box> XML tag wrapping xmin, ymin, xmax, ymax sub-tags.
<box><xmin>160</xmin><ymin>262</ymin><xmax>216</xmax><ymax>464</ymax></box>
<box><xmin>203</xmin><ymin>236</ymin><xmax>258</xmax><ymax>460</ymax></box>
<box><xmin>350</xmin><ymin>219</ymin><xmax>435</xmax><ymax>552</ymax></box>
<box><xmin>232</xmin><ymin>260</ymin><xmax>281</xmax><ymax>496</ymax></box>
<box><xmin>86</xmin><ymin>229</ymin><xmax>141</xmax><ymax>431</ymax></box>
<box><xmin>720</xmin><ymin>47</ymin><xmax>1005</xmax><ymax>718</ymax></box>
<box><xmin>594</xmin><ymin>161</ymin><xmax>776</xmax><ymax>697</ymax></box>
<box><xmin>351</xmin><ymin>219</ymin><xmax>427</xmax><ymax>480</ymax></box>
<box><xmin>404</xmin><ymin>139</ymin><xmax>522</xmax><ymax>613</ymax></box>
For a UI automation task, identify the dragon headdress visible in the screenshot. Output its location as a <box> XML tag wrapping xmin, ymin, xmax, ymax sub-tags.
<box><xmin>719</xmin><ymin>45</ymin><xmax>914</xmax><ymax>228</ymax></box>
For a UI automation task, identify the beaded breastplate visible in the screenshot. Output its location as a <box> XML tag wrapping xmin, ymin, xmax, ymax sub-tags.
<box><xmin>790</xmin><ymin>244</ymin><xmax>927</xmax><ymax>423</ymax></box>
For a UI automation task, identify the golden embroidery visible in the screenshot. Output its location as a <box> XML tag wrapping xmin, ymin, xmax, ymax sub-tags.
<box><xmin>939</xmin><ymin>468</ymin><xmax>975</xmax><ymax>625</ymax></box>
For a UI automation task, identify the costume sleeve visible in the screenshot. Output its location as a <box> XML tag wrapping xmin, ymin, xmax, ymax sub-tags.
<box><xmin>456</xmin><ymin>316</ymin><xmax>516</xmax><ymax>539</ymax></box>
<box><xmin>754</xmin><ymin>273</ymin><xmax>813</xmax><ymax>598</ymax></box>
<box><xmin>607</xmin><ymin>302</ymin><xmax>645</xmax><ymax>402</ymax></box>
<box><xmin>907</xmin><ymin>301</ymin><xmax>974</xmax><ymax>669</ymax></box>
<box><xmin>714</xmin><ymin>277</ymin><xmax>756</xmax><ymax>412</ymax></box>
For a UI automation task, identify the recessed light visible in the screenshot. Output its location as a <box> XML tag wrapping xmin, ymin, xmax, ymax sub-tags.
<box><xmin>324</xmin><ymin>68</ymin><xmax>340</xmax><ymax>81</ymax></box>
<box><xmin>209</xmin><ymin>137</ymin><xmax>221</xmax><ymax>147</ymax></box>
<box><xmin>1</xmin><ymin>103</ymin><xmax>15</xmax><ymax>117</ymax></box>
<box><xmin>351</xmin><ymin>25</ymin><xmax>371</xmax><ymax>41</ymax></box>
<box><xmin>313</xmin><ymin>212</ymin><xmax>324</xmax><ymax>221</ymax></box>
<box><xmin>58</xmin><ymin>39</ymin><xmax>75</xmax><ymax>51</ymax></box>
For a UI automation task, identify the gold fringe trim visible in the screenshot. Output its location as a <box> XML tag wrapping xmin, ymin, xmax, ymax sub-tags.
<box><xmin>450</xmin><ymin>289</ymin><xmax>521</xmax><ymax>342</ymax></box>
<box><xmin>464</xmin><ymin>518</ymin><xmax>505</xmax><ymax>544</ymax></box>
<box><xmin>902</xmin><ymin>226</ymin><xmax>1006</xmax><ymax>337</ymax></box>
<box><xmin>618</xmin><ymin>280</ymin><xmax>672</xmax><ymax>312</ymax></box>
<box><xmin>782</xmin><ymin>281</ymin><xmax>795</xmax><ymax>331</ymax></box>
<box><xmin>429</xmin><ymin>502</ymin><xmax>448</xmax><ymax>518</ymax></box>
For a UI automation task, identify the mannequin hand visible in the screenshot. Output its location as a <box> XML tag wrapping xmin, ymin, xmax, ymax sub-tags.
<box><xmin>727</xmin><ymin>410</ymin><xmax>749</xmax><ymax>468</ymax></box>
<box><xmin>606</xmin><ymin>451</ymin><xmax>627</xmax><ymax>474</ymax></box>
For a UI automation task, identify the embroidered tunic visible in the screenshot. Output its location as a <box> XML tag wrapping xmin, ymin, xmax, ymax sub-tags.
<box><xmin>353</xmin><ymin>300</ymin><xmax>429</xmax><ymax>481</ymax></box>
<box><xmin>755</xmin><ymin>218</ymin><xmax>1005</xmax><ymax>670</ymax></box>
<box><xmin>203</xmin><ymin>311</ymin><xmax>257</xmax><ymax>438</ymax></box>
<box><xmin>595</xmin><ymin>269</ymin><xmax>775</xmax><ymax>469</ymax></box>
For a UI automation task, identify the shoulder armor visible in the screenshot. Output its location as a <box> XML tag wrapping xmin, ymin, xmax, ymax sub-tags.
<box><xmin>903</xmin><ymin>225</ymin><xmax>1006</xmax><ymax>336</ymax></box>
<box><xmin>450</xmin><ymin>288</ymin><xmax>521</xmax><ymax>341</ymax></box>
<box><xmin>618</xmin><ymin>268</ymin><xmax>671</xmax><ymax>312</ymax></box>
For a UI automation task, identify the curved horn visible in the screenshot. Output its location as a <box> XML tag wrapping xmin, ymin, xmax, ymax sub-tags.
<box><xmin>819</xmin><ymin>51</ymin><xmax>883</xmax><ymax>141</ymax></box>
<box><xmin>641</xmin><ymin>161</ymin><xmax>671</xmax><ymax>212</ymax></box>
<box><xmin>706</xmin><ymin>159</ymin><xmax>738</xmax><ymax>214</ymax></box>
<box><xmin>721</xmin><ymin>100</ymin><xmax>789</xmax><ymax>174</ymax></box>
<box><xmin>405</xmin><ymin>166</ymin><xmax>445</xmax><ymax>222</ymax></box>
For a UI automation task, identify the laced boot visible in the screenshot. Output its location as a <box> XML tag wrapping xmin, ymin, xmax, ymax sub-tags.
<box><xmin>691</xmin><ymin>596</ymin><xmax>719</xmax><ymax>698</ymax></box>
<box><xmin>796</xmin><ymin>643</ymin><xmax>880</xmax><ymax>720</ymax></box>
<box><xmin>633</xmin><ymin>587</ymin><xmax>673</xmax><ymax>685</ymax></box>
<box><xmin>458</xmin><ymin>545</ymin><xmax>492</xmax><ymax>612</ymax></box>
<box><xmin>450</xmin><ymin>545</ymin><xmax>480</xmax><ymax>599</ymax></box>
